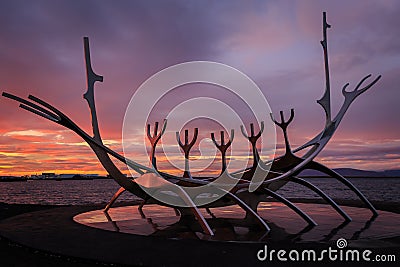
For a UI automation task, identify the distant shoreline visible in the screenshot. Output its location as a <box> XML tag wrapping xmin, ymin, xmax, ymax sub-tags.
<box><xmin>301</xmin><ymin>176</ymin><xmax>400</xmax><ymax>178</ymax></box>
<box><xmin>1</xmin><ymin>176</ymin><xmax>400</xmax><ymax>182</ymax></box>
<box><xmin>0</xmin><ymin>176</ymin><xmax>112</xmax><ymax>182</ymax></box>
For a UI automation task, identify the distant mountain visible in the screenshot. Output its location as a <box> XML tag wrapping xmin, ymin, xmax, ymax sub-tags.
<box><xmin>333</xmin><ymin>168</ymin><xmax>381</xmax><ymax>177</ymax></box>
<box><xmin>382</xmin><ymin>169</ymin><xmax>400</xmax><ymax>177</ymax></box>
<box><xmin>299</xmin><ymin>168</ymin><xmax>400</xmax><ymax>178</ymax></box>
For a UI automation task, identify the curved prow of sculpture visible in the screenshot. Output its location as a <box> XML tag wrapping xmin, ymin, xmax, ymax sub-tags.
<box><xmin>294</xmin><ymin>12</ymin><xmax>381</xmax><ymax>157</ymax></box>
<box><xmin>82</xmin><ymin>37</ymin><xmax>145</xmax><ymax>206</ymax></box>
<box><xmin>2</xmin><ymin>40</ymin><xmax>218</xmax><ymax>236</ymax></box>
<box><xmin>83</xmin><ymin>36</ymin><xmax>104</xmax><ymax>143</ymax></box>
<box><xmin>2</xmin><ymin>38</ymin><xmax>151</xmax><ymax>213</ymax></box>
<box><xmin>211</xmin><ymin>129</ymin><xmax>234</xmax><ymax>174</ymax></box>
<box><xmin>82</xmin><ymin>37</ymin><xmax>148</xmax><ymax>213</ymax></box>
<box><xmin>176</xmin><ymin>128</ymin><xmax>198</xmax><ymax>178</ymax></box>
<box><xmin>295</xmin><ymin>73</ymin><xmax>381</xmax><ymax>159</ymax></box>
<box><xmin>147</xmin><ymin>119</ymin><xmax>167</xmax><ymax>169</ymax></box>
<box><xmin>318</xmin><ymin>11</ymin><xmax>332</xmax><ymax>126</ymax></box>
<box><xmin>1</xmin><ymin>92</ymin><xmax>147</xmax><ymax>193</ymax></box>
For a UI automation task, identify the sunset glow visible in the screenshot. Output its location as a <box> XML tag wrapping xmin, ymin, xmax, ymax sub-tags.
<box><xmin>1</xmin><ymin>0</ymin><xmax>399</xmax><ymax>176</ymax></box>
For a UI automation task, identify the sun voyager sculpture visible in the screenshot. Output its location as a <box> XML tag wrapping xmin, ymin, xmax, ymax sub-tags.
<box><xmin>3</xmin><ymin>13</ymin><xmax>381</xmax><ymax>237</ymax></box>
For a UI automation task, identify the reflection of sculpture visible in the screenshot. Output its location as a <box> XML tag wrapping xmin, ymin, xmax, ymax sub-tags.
<box><xmin>2</xmin><ymin>12</ymin><xmax>380</xmax><ymax>236</ymax></box>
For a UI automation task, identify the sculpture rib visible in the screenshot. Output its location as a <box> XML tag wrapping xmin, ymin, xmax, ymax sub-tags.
<box><xmin>290</xmin><ymin>177</ymin><xmax>352</xmax><ymax>222</ymax></box>
<box><xmin>263</xmin><ymin>188</ymin><xmax>317</xmax><ymax>226</ymax></box>
<box><xmin>104</xmin><ymin>187</ymin><xmax>126</xmax><ymax>212</ymax></box>
<box><xmin>305</xmin><ymin>161</ymin><xmax>378</xmax><ymax>216</ymax></box>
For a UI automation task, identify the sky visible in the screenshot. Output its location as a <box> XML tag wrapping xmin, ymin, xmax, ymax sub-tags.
<box><xmin>0</xmin><ymin>0</ymin><xmax>399</xmax><ymax>176</ymax></box>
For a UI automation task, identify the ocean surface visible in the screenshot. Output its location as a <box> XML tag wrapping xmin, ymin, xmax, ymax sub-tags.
<box><xmin>0</xmin><ymin>178</ymin><xmax>398</xmax><ymax>205</ymax></box>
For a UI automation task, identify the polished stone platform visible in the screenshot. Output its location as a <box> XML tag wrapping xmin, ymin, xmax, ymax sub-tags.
<box><xmin>0</xmin><ymin>202</ymin><xmax>399</xmax><ymax>266</ymax></box>
<box><xmin>74</xmin><ymin>203</ymin><xmax>400</xmax><ymax>243</ymax></box>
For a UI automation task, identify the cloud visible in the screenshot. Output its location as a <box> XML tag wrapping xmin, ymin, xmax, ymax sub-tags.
<box><xmin>3</xmin><ymin>130</ymin><xmax>49</xmax><ymax>137</ymax></box>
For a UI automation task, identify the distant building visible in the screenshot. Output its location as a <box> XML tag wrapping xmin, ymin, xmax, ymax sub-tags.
<box><xmin>28</xmin><ymin>173</ymin><xmax>103</xmax><ymax>180</ymax></box>
<box><xmin>59</xmin><ymin>174</ymin><xmax>77</xmax><ymax>179</ymax></box>
<box><xmin>42</xmin><ymin>172</ymin><xmax>57</xmax><ymax>179</ymax></box>
<box><xmin>0</xmin><ymin>176</ymin><xmax>26</xmax><ymax>182</ymax></box>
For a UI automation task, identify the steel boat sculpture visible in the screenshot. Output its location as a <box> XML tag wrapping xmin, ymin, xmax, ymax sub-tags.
<box><xmin>2</xmin><ymin>13</ymin><xmax>380</xmax><ymax>236</ymax></box>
